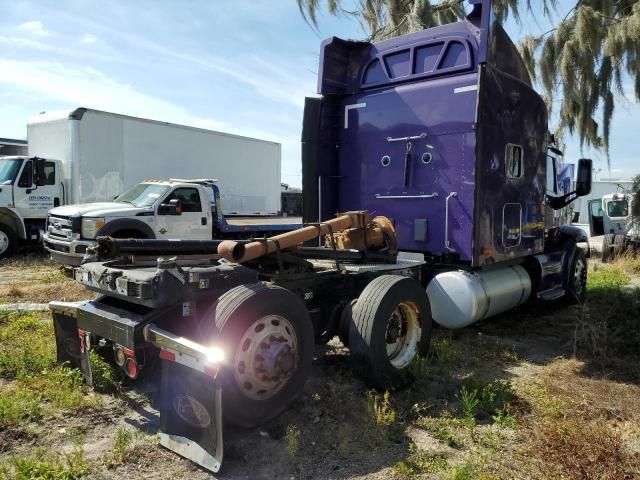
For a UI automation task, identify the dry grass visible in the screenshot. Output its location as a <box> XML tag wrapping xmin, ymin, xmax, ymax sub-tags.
<box><xmin>513</xmin><ymin>359</ymin><xmax>640</xmax><ymax>479</ymax></box>
<box><xmin>0</xmin><ymin>253</ymin><xmax>90</xmax><ymax>304</ymax></box>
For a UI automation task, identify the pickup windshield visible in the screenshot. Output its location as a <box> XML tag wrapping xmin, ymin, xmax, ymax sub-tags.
<box><xmin>0</xmin><ymin>158</ymin><xmax>24</xmax><ymax>185</ymax></box>
<box><xmin>115</xmin><ymin>183</ymin><xmax>170</xmax><ymax>207</ymax></box>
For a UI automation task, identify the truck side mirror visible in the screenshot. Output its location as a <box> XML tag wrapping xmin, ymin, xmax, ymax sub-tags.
<box><xmin>158</xmin><ymin>198</ymin><xmax>182</xmax><ymax>215</ymax></box>
<box><xmin>546</xmin><ymin>158</ymin><xmax>593</xmax><ymax>210</ymax></box>
<box><xmin>575</xmin><ymin>158</ymin><xmax>592</xmax><ymax>197</ymax></box>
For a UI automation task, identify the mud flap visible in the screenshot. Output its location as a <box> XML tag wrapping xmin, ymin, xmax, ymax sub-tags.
<box><xmin>51</xmin><ymin>304</ymin><xmax>92</xmax><ymax>385</ymax></box>
<box><xmin>158</xmin><ymin>360</ymin><xmax>223</xmax><ymax>473</ymax></box>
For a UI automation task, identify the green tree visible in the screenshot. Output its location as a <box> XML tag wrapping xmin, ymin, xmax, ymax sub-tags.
<box><xmin>297</xmin><ymin>0</ymin><xmax>640</xmax><ymax>167</ymax></box>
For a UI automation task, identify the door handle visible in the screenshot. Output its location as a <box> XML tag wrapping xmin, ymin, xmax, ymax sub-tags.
<box><xmin>375</xmin><ymin>193</ymin><xmax>439</xmax><ymax>199</ymax></box>
<box><xmin>201</xmin><ymin>217</ymin><xmax>207</xmax><ymax>226</ymax></box>
<box><xmin>386</xmin><ymin>133</ymin><xmax>426</xmax><ymax>143</ymax></box>
<box><xmin>445</xmin><ymin>192</ymin><xmax>458</xmax><ymax>252</ymax></box>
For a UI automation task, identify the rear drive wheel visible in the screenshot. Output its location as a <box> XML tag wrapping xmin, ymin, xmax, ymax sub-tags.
<box><xmin>349</xmin><ymin>275</ymin><xmax>432</xmax><ymax>390</ymax></box>
<box><xmin>602</xmin><ymin>234</ymin><xmax>615</xmax><ymax>263</ymax></box>
<box><xmin>0</xmin><ymin>224</ymin><xmax>17</xmax><ymax>259</ymax></box>
<box><xmin>566</xmin><ymin>248</ymin><xmax>587</xmax><ymax>303</ymax></box>
<box><xmin>212</xmin><ymin>283</ymin><xmax>313</xmax><ymax>427</ymax></box>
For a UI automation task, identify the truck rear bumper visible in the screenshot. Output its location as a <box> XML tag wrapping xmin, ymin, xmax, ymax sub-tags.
<box><xmin>49</xmin><ymin>301</ymin><xmax>224</xmax><ymax>473</ymax></box>
<box><xmin>43</xmin><ymin>234</ymin><xmax>95</xmax><ymax>266</ymax></box>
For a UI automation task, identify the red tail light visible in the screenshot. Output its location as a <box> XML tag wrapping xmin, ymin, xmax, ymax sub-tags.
<box><xmin>125</xmin><ymin>357</ymin><xmax>139</xmax><ymax>380</ymax></box>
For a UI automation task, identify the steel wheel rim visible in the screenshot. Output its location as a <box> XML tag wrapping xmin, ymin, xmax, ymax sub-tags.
<box><xmin>385</xmin><ymin>301</ymin><xmax>421</xmax><ymax>369</ymax></box>
<box><xmin>574</xmin><ymin>258</ymin><xmax>587</xmax><ymax>297</ymax></box>
<box><xmin>0</xmin><ymin>231</ymin><xmax>9</xmax><ymax>255</ymax></box>
<box><xmin>233</xmin><ymin>315</ymin><xmax>299</xmax><ymax>400</ymax></box>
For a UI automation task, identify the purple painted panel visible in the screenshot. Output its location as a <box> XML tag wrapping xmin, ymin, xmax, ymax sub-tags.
<box><xmin>337</xmin><ymin>70</ymin><xmax>478</xmax><ymax>260</ymax></box>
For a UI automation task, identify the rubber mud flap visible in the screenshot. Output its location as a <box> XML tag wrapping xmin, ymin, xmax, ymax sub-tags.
<box><xmin>52</xmin><ymin>309</ymin><xmax>92</xmax><ymax>385</ymax></box>
<box><xmin>159</xmin><ymin>360</ymin><xmax>223</xmax><ymax>473</ymax></box>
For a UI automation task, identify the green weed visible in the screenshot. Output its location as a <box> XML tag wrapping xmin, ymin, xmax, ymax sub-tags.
<box><xmin>0</xmin><ymin>312</ymin><xmax>55</xmax><ymax>379</ymax></box>
<box><xmin>285</xmin><ymin>424</ymin><xmax>301</xmax><ymax>459</ymax></box>
<box><xmin>2</xmin><ymin>447</ymin><xmax>92</xmax><ymax>479</ymax></box>
<box><xmin>89</xmin><ymin>351</ymin><xmax>123</xmax><ymax>394</ymax></box>
<box><xmin>393</xmin><ymin>443</ymin><xmax>448</xmax><ymax>478</ymax></box>
<box><xmin>367</xmin><ymin>390</ymin><xmax>397</xmax><ymax>426</ymax></box>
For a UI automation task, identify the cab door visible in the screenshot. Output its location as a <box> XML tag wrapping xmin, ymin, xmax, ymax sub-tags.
<box><xmin>156</xmin><ymin>187</ymin><xmax>210</xmax><ymax>240</ymax></box>
<box><xmin>13</xmin><ymin>159</ymin><xmax>61</xmax><ymax>219</ymax></box>
<box><xmin>588</xmin><ymin>199</ymin><xmax>604</xmax><ymax>236</ymax></box>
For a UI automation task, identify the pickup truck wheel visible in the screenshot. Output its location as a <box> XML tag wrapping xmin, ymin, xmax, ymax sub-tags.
<box><xmin>213</xmin><ymin>283</ymin><xmax>313</xmax><ymax>428</ymax></box>
<box><xmin>349</xmin><ymin>275</ymin><xmax>432</xmax><ymax>390</ymax></box>
<box><xmin>566</xmin><ymin>248</ymin><xmax>587</xmax><ymax>303</ymax></box>
<box><xmin>0</xmin><ymin>224</ymin><xmax>17</xmax><ymax>259</ymax></box>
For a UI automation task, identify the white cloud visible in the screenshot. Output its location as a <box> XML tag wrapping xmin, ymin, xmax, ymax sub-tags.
<box><xmin>0</xmin><ymin>58</ymin><xmax>226</xmax><ymax>133</ymax></box>
<box><xmin>19</xmin><ymin>20</ymin><xmax>49</xmax><ymax>36</ymax></box>
<box><xmin>81</xmin><ymin>33</ymin><xmax>97</xmax><ymax>44</ymax></box>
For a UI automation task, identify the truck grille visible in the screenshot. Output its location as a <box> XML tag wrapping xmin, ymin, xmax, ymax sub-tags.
<box><xmin>48</xmin><ymin>215</ymin><xmax>80</xmax><ymax>240</ymax></box>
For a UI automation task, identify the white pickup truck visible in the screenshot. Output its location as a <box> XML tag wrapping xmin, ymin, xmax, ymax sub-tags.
<box><xmin>44</xmin><ymin>179</ymin><xmax>301</xmax><ymax>266</ymax></box>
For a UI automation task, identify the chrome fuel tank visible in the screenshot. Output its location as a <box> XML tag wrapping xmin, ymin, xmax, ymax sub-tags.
<box><xmin>426</xmin><ymin>265</ymin><xmax>531</xmax><ymax>329</ymax></box>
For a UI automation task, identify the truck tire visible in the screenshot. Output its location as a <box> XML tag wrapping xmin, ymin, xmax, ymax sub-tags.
<box><xmin>566</xmin><ymin>248</ymin><xmax>587</xmax><ymax>303</ymax></box>
<box><xmin>349</xmin><ymin>275</ymin><xmax>432</xmax><ymax>390</ymax></box>
<box><xmin>0</xmin><ymin>224</ymin><xmax>17</xmax><ymax>259</ymax></box>
<box><xmin>602</xmin><ymin>234</ymin><xmax>615</xmax><ymax>263</ymax></box>
<box><xmin>212</xmin><ymin>283</ymin><xmax>314</xmax><ymax>428</ymax></box>
<box><xmin>613</xmin><ymin>234</ymin><xmax>626</xmax><ymax>258</ymax></box>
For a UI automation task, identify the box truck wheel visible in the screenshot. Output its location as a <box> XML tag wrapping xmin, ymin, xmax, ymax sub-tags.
<box><xmin>212</xmin><ymin>283</ymin><xmax>314</xmax><ymax>428</ymax></box>
<box><xmin>349</xmin><ymin>275</ymin><xmax>432</xmax><ymax>390</ymax></box>
<box><xmin>566</xmin><ymin>248</ymin><xmax>587</xmax><ymax>303</ymax></box>
<box><xmin>0</xmin><ymin>224</ymin><xmax>17</xmax><ymax>259</ymax></box>
<box><xmin>602</xmin><ymin>234</ymin><xmax>615</xmax><ymax>263</ymax></box>
<box><xmin>613</xmin><ymin>234</ymin><xmax>626</xmax><ymax>258</ymax></box>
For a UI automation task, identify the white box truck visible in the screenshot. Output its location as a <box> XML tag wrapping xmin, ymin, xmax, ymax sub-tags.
<box><xmin>0</xmin><ymin>108</ymin><xmax>283</xmax><ymax>259</ymax></box>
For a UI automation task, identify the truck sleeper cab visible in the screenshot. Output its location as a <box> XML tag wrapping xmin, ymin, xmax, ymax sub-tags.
<box><xmin>50</xmin><ymin>0</ymin><xmax>592</xmax><ymax>473</ymax></box>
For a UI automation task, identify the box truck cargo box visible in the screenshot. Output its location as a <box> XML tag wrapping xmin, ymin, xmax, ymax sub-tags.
<box><xmin>27</xmin><ymin>108</ymin><xmax>281</xmax><ymax>215</ymax></box>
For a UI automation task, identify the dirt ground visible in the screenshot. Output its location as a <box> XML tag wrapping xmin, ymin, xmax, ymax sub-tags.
<box><xmin>1</xmin><ymin>252</ymin><xmax>639</xmax><ymax>479</ymax></box>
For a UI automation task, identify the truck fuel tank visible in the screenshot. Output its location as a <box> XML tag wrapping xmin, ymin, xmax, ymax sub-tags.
<box><xmin>426</xmin><ymin>265</ymin><xmax>531</xmax><ymax>329</ymax></box>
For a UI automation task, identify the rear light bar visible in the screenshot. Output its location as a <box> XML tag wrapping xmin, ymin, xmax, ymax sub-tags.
<box><xmin>145</xmin><ymin>324</ymin><xmax>223</xmax><ymax>379</ymax></box>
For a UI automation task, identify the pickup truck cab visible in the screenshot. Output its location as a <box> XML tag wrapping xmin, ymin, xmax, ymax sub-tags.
<box><xmin>44</xmin><ymin>179</ymin><xmax>301</xmax><ymax>266</ymax></box>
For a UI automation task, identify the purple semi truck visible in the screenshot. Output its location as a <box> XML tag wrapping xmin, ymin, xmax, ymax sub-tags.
<box><xmin>49</xmin><ymin>0</ymin><xmax>592</xmax><ymax>472</ymax></box>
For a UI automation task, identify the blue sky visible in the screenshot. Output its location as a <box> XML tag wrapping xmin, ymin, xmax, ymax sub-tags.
<box><xmin>0</xmin><ymin>0</ymin><xmax>637</xmax><ymax>186</ymax></box>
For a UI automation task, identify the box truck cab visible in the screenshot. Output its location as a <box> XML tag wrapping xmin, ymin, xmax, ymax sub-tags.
<box><xmin>0</xmin><ymin>156</ymin><xmax>65</xmax><ymax>258</ymax></box>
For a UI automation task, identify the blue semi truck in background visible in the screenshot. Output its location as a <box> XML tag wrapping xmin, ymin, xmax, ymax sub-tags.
<box><xmin>48</xmin><ymin>0</ymin><xmax>592</xmax><ymax>472</ymax></box>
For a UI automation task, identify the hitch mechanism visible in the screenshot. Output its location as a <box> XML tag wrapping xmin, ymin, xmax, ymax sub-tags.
<box><xmin>217</xmin><ymin>211</ymin><xmax>397</xmax><ymax>263</ymax></box>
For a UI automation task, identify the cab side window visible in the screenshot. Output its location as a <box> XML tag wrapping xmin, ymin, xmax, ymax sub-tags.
<box><xmin>18</xmin><ymin>160</ymin><xmax>33</xmax><ymax>187</ymax></box>
<box><xmin>35</xmin><ymin>161</ymin><xmax>56</xmax><ymax>186</ymax></box>
<box><xmin>505</xmin><ymin>144</ymin><xmax>523</xmax><ymax>178</ymax></box>
<box><xmin>166</xmin><ymin>188</ymin><xmax>202</xmax><ymax>213</ymax></box>
<box><xmin>43</xmin><ymin>162</ymin><xmax>56</xmax><ymax>185</ymax></box>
